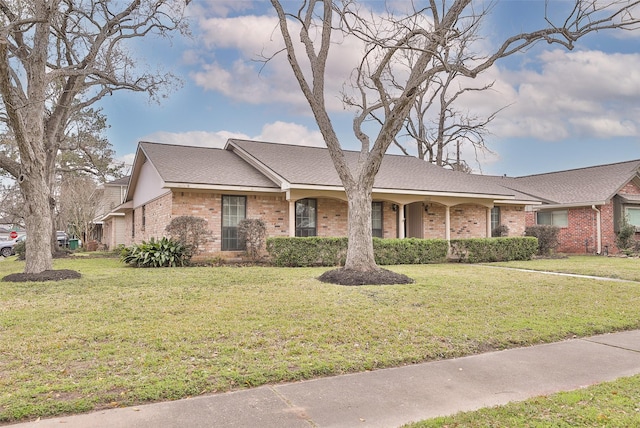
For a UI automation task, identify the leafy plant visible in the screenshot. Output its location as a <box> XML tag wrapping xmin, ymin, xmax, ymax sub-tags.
<box><xmin>450</xmin><ymin>237</ymin><xmax>538</xmax><ymax>263</ymax></box>
<box><xmin>615</xmin><ymin>220</ymin><xmax>638</xmax><ymax>254</ymax></box>
<box><xmin>237</xmin><ymin>219</ymin><xmax>267</xmax><ymax>260</ymax></box>
<box><xmin>120</xmin><ymin>237</ymin><xmax>189</xmax><ymax>268</ymax></box>
<box><xmin>13</xmin><ymin>240</ymin><xmax>26</xmax><ymax>261</ymax></box>
<box><xmin>165</xmin><ymin>216</ymin><xmax>212</xmax><ymax>257</ymax></box>
<box><xmin>491</xmin><ymin>224</ymin><xmax>509</xmax><ymax>237</ymax></box>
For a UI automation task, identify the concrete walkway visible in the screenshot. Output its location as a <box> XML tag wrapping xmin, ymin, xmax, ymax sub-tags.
<box><xmin>14</xmin><ymin>330</ymin><xmax>640</xmax><ymax>428</ymax></box>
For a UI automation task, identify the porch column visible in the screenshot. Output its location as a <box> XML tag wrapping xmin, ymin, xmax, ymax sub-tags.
<box><xmin>445</xmin><ymin>205</ymin><xmax>451</xmax><ymax>242</ymax></box>
<box><xmin>288</xmin><ymin>200</ymin><xmax>296</xmax><ymax>237</ymax></box>
<box><xmin>486</xmin><ymin>207</ymin><xmax>492</xmax><ymax>238</ymax></box>
<box><xmin>398</xmin><ymin>204</ymin><xmax>405</xmax><ymax>239</ymax></box>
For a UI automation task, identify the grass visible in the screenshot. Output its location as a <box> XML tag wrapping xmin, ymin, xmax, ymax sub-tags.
<box><xmin>407</xmin><ymin>374</ymin><xmax>640</xmax><ymax>427</ymax></box>
<box><xmin>489</xmin><ymin>255</ymin><xmax>640</xmax><ymax>281</ymax></box>
<box><xmin>1</xmin><ymin>255</ymin><xmax>640</xmax><ymax>423</ymax></box>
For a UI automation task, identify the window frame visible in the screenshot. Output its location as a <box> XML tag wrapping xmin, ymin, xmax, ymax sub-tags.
<box><xmin>536</xmin><ymin>210</ymin><xmax>568</xmax><ymax>227</ymax></box>
<box><xmin>222</xmin><ymin>195</ymin><xmax>247</xmax><ymax>251</ymax></box>
<box><xmin>372</xmin><ymin>201</ymin><xmax>383</xmax><ymax>238</ymax></box>
<box><xmin>490</xmin><ymin>206</ymin><xmax>500</xmax><ymax>235</ymax></box>
<box><xmin>624</xmin><ymin>206</ymin><xmax>640</xmax><ymax>227</ymax></box>
<box><xmin>295</xmin><ymin>199</ymin><xmax>317</xmax><ymax>237</ymax></box>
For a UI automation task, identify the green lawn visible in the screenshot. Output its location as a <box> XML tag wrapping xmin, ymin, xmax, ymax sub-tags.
<box><xmin>1</xmin><ymin>256</ymin><xmax>639</xmax><ymax>422</ymax></box>
<box><xmin>407</xmin><ymin>374</ymin><xmax>640</xmax><ymax>427</ymax></box>
<box><xmin>489</xmin><ymin>255</ymin><xmax>640</xmax><ymax>281</ymax></box>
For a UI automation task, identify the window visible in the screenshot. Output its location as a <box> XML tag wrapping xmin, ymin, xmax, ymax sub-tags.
<box><xmin>295</xmin><ymin>199</ymin><xmax>317</xmax><ymax>237</ymax></box>
<box><xmin>372</xmin><ymin>202</ymin><xmax>383</xmax><ymax>237</ymax></box>
<box><xmin>491</xmin><ymin>207</ymin><xmax>501</xmax><ymax>233</ymax></box>
<box><xmin>141</xmin><ymin>205</ymin><xmax>146</xmax><ymax>231</ymax></box>
<box><xmin>131</xmin><ymin>210</ymin><xmax>135</xmax><ymax>238</ymax></box>
<box><xmin>625</xmin><ymin>206</ymin><xmax>640</xmax><ymax>227</ymax></box>
<box><xmin>537</xmin><ymin>210</ymin><xmax>568</xmax><ymax>227</ymax></box>
<box><xmin>222</xmin><ymin>195</ymin><xmax>246</xmax><ymax>250</ymax></box>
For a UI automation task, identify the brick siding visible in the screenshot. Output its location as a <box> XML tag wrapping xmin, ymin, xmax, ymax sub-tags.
<box><xmin>125</xmin><ymin>190</ymin><xmax>528</xmax><ymax>258</ymax></box>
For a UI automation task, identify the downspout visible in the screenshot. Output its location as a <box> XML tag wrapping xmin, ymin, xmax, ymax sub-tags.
<box><xmin>592</xmin><ymin>205</ymin><xmax>602</xmax><ymax>254</ymax></box>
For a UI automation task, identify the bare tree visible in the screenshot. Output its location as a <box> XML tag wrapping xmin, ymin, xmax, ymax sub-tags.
<box><xmin>269</xmin><ymin>0</ymin><xmax>640</xmax><ymax>281</ymax></box>
<box><xmin>57</xmin><ymin>174</ymin><xmax>103</xmax><ymax>244</ymax></box>
<box><xmin>402</xmin><ymin>75</ymin><xmax>505</xmax><ymax>170</ymax></box>
<box><xmin>0</xmin><ymin>0</ymin><xmax>188</xmax><ymax>274</ymax></box>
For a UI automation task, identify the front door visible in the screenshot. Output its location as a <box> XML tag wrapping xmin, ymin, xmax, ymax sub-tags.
<box><xmin>405</xmin><ymin>202</ymin><xmax>424</xmax><ymax>238</ymax></box>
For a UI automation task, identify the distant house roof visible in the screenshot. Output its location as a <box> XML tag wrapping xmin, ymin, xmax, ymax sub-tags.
<box><xmin>106</xmin><ymin>176</ymin><xmax>130</xmax><ymax>186</ymax></box>
<box><xmin>492</xmin><ymin>159</ymin><xmax>640</xmax><ymax>206</ymax></box>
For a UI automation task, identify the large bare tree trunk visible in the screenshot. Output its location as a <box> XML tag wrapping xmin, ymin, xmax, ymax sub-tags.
<box><xmin>20</xmin><ymin>164</ymin><xmax>54</xmax><ymax>273</ymax></box>
<box><xmin>344</xmin><ymin>184</ymin><xmax>377</xmax><ymax>272</ymax></box>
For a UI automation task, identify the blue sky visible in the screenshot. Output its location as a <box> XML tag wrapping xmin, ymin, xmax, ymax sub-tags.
<box><xmin>98</xmin><ymin>1</ymin><xmax>640</xmax><ymax>178</ymax></box>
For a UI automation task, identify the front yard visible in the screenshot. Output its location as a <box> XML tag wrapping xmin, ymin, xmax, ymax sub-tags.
<box><xmin>1</xmin><ymin>255</ymin><xmax>639</xmax><ymax>423</ymax></box>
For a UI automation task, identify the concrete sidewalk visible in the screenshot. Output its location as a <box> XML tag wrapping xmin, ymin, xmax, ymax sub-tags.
<box><xmin>15</xmin><ymin>330</ymin><xmax>640</xmax><ymax>428</ymax></box>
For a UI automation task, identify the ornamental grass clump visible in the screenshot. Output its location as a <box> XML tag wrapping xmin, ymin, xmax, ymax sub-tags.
<box><xmin>120</xmin><ymin>237</ymin><xmax>190</xmax><ymax>267</ymax></box>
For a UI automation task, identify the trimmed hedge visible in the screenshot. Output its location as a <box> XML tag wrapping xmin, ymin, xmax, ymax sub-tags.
<box><xmin>266</xmin><ymin>237</ymin><xmax>348</xmax><ymax>267</ymax></box>
<box><xmin>266</xmin><ymin>237</ymin><xmax>449</xmax><ymax>267</ymax></box>
<box><xmin>373</xmin><ymin>238</ymin><xmax>449</xmax><ymax>265</ymax></box>
<box><xmin>450</xmin><ymin>237</ymin><xmax>538</xmax><ymax>263</ymax></box>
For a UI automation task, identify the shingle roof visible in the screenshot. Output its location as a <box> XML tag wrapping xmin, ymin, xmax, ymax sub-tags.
<box><xmin>139</xmin><ymin>142</ymin><xmax>279</xmax><ymax>189</ymax></box>
<box><xmin>133</xmin><ymin>139</ymin><xmax>639</xmax><ymax>206</ymax></box>
<box><xmin>505</xmin><ymin>160</ymin><xmax>640</xmax><ymax>204</ymax></box>
<box><xmin>228</xmin><ymin>139</ymin><xmax>522</xmax><ymax>198</ymax></box>
<box><xmin>106</xmin><ymin>176</ymin><xmax>130</xmax><ymax>186</ymax></box>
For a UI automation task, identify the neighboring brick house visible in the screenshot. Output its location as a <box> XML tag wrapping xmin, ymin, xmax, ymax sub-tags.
<box><xmin>111</xmin><ymin>139</ymin><xmax>539</xmax><ymax>259</ymax></box>
<box><xmin>493</xmin><ymin>160</ymin><xmax>640</xmax><ymax>254</ymax></box>
<box><xmin>92</xmin><ymin>176</ymin><xmax>130</xmax><ymax>250</ymax></box>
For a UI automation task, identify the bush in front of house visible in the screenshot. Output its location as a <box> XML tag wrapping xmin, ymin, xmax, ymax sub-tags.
<box><xmin>266</xmin><ymin>237</ymin><xmax>449</xmax><ymax>267</ymax></box>
<box><xmin>14</xmin><ymin>240</ymin><xmax>26</xmax><ymax>260</ymax></box>
<box><xmin>238</xmin><ymin>218</ymin><xmax>267</xmax><ymax>260</ymax></box>
<box><xmin>267</xmin><ymin>237</ymin><xmax>348</xmax><ymax>267</ymax></box>
<box><xmin>120</xmin><ymin>237</ymin><xmax>190</xmax><ymax>267</ymax></box>
<box><xmin>450</xmin><ymin>237</ymin><xmax>538</xmax><ymax>263</ymax></box>
<box><xmin>373</xmin><ymin>238</ymin><xmax>449</xmax><ymax>265</ymax></box>
<box><xmin>165</xmin><ymin>216</ymin><xmax>213</xmax><ymax>258</ymax></box>
<box><xmin>524</xmin><ymin>225</ymin><xmax>559</xmax><ymax>256</ymax></box>
<box><xmin>615</xmin><ymin>220</ymin><xmax>639</xmax><ymax>255</ymax></box>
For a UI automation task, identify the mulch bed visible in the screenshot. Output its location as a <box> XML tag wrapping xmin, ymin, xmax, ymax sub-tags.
<box><xmin>3</xmin><ymin>269</ymin><xmax>81</xmax><ymax>282</ymax></box>
<box><xmin>318</xmin><ymin>267</ymin><xmax>414</xmax><ymax>285</ymax></box>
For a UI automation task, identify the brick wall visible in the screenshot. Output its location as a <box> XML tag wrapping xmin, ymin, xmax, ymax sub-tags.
<box><xmin>499</xmin><ymin>205</ymin><xmax>526</xmax><ymax>236</ymax></box>
<box><xmin>449</xmin><ymin>204</ymin><xmax>487</xmax><ymax>238</ymax></box>
<box><xmin>318</xmin><ymin>198</ymin><xmax>348</xmax><ymax>237</ymax></box>
<box><xmin>525</xmin><ymin>202</ymin><xmax>621</xmax><ymax>254</ymax></box>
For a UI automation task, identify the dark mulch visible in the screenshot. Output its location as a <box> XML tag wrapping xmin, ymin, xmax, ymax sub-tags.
<box><xmin>318</xmin><ymin>267</ymin><xmax>414</xmax><ymax>285</ymax></box>
<box><xmin>3</xmin><ymin>269</ymin><xmax>81</xmax><ymax>282</ymax></box>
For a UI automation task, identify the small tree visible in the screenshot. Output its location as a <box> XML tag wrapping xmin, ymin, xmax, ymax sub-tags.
<box><xmin>525</xmin><ymin>225</ymin><xmax>560</xmax><ymax>256</ymax></box>
<box><xmin>238</xmin><ymin>219</ymin><xmax>267</xmax><ymax>261</ymax></box>
<box><xmin>492</xmin><ymin>224</ymin><xmax>509</xmax><ymax>238</ymax></box>
<box><xmin>165</xmin><ymin>216</ymin><xmax>213</xmax><ymax>257</ymax></box>
<box><xmin>615</xmin><ymin>220</ymin><xmax>638</xmax><ymax>254</ymax></box>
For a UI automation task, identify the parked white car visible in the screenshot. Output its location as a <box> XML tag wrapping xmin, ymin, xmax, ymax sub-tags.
<box><xmin>0</xmin><ymin>235</ymin><xmax>26</xmax><ymax>257</ymax></box>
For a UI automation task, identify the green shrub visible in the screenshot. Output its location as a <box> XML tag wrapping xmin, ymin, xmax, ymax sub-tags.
<box><xmin>616</xmin><ymin>220</ymin><xmax>638</xmax><ymax>254</ymax></box>
<box><xmin>450</xmin><ymin>237</ymin><xmax>538</xmax><ymax>263</ymax></box>
<box><xmin>266</xmin><ymin>237</ymin><xmax>348</xmax><ymax>267</ymax></box>
<box><xmin>266</xmin><ymin>237</ymin><xmax>449</xmax><ymax>267</ymax></box>
<box><xmin>373</xmin><ymin>238</ymin><xmax>448</xmax><ymax>265</ymax></box>
<box><xmin>525</xmin><ymin>225</ymin><xmax>559</xmax><ymax>256</ymax></box>
<box><xmin>14</xmin><ymin>240</ymin><xmax>26</xmax><ymax>261</ymax></box>
<box><xmin>120</xmin><ymin>237</ymin><xmax>190</xmax><ymax>268</ymax></box>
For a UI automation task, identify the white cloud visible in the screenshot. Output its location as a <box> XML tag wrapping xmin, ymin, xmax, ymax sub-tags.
<box><xmin>257</xmin><ymin>121</ymin><xmax>325</xmax><ymax>147</ymax></box>
<box><xmin>472</xmin><ymin>50</ymin><xmax>640</xmax><ymax>141</ymax></box>
<box><xmin>140</xmin><ymin>130</ymin><xmax>251</xmax><ymax>148</ymax></box>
